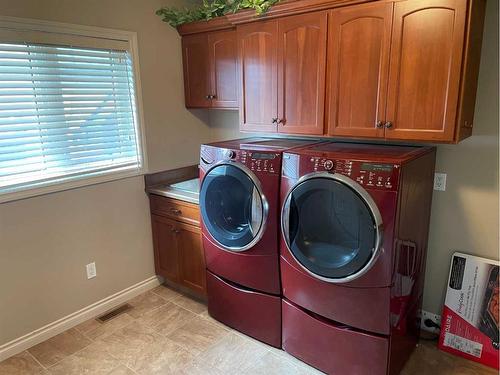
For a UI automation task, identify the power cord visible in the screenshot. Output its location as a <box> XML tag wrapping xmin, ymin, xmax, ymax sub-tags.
<box><xmin>419</xmin><ymin>319</ymin><xmax>441</xmax><ymax>341</ymax></box>
<box><xmin>424</xmin><ymin>318</ymin><xmax>441</xmax><ymax>330</ymax></box>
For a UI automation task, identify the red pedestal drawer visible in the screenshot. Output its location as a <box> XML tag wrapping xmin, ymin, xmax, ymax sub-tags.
<box><xmin>206</xmin><ymin>270</ymin><xmax>281</xmax><ymax>348</ymax></box>
<box><xmin>282</xmin><ymin>299</ymin><xmax>389</xmax><ymax>375</ymax></box>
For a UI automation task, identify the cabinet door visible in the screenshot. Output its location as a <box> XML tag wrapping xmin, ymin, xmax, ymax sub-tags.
<box><xmin>385</xmin><ymin>0</ymin><xmax>466</xmax><ymax>141</ymax></box>
<box><xmin>151</xmin><ymin>215</ymin><xmax>179</xmax><ymax>282</ymax></box>
<box><xmin>182</xmin><ymin>34</ymin><xmax>210</xmax><ymax>108</ymax></box>
<box><xmin>277</xmin><ymin>12</ymin><xmax>327</xmax><ymax>135</ymax></box>
<box><xmin>327</xmin><ymin>3</ymin><xmax>392</xmax><ymax>138</ymax></box>
<box><xmin>176</xmin><ymin>222</ymin><xmax>206</xmax><ymax>296</ymax></box>
<box><xmin>238</xmin><ymin>20</ymin><xmax>278</xmax><ymax>133</ymax></box>
<box><xmin>208</xmin><ymin>30</ymin><xmax>238</xmax><ymax>109</ymax></box>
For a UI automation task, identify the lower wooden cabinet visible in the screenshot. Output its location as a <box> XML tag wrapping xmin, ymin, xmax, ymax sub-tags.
<box><xmin>176</xmin><ymin>221</ymin><xmax>206</xmax><ymax>296</ymax></box>
<box><xmin>152</xmin><ymin>215</ymin><xmax>180</xmax><ymax>283</ymax></box>
<box><xmin>150</xmin><ymin>198</ymin><xmax>206</xmax><ymax>297</ymax></box>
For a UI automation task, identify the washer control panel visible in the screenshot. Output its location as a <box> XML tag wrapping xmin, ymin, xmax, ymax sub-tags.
<box><xmin>245</xmin><ymin>151</ymin><xmax>279</xmax><ymax>174</ymax></box>
<box><xmin>201</xmin><ymin>147</ymin><xmax>281</xmax><ymax>175</ymax></box>
<box><xmin>307</xmin><ymin>157</ymin><xmax>400</xmax><ymax>190</ymax></box>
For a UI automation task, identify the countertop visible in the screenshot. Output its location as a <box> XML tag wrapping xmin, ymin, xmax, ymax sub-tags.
<box><xmin>144</xmin><ymin>165</ymin><xmax>200</xmax><ymax>204</ymax></box>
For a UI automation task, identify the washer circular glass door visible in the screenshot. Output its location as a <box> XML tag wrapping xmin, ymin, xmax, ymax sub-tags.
<box><xmin>282</xmin><ymin>173</ymin><xmax>382</xmax><ymax>282</ymax></box>
<box><xmin>200</xmin><ymin>163</ymin><xmax>267</xmax><ymax>252</ymax></box>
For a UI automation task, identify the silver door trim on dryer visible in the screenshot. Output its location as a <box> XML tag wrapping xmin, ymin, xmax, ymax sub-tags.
<box><xmin>200</xmin><ymin>160</ymin><xmax>269</xmax><ymax>252</ymax></box>
<box><xmin>281</xmin><ymin>171</ymin><xmax>384</xmax><ymax>283</ymax></box>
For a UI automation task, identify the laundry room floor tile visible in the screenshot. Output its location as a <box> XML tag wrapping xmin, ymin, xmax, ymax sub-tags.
<box><xmin>150</xmin><ymin>284</ymin><xmax>182</xmax><ymax>301</ymax></box>
<box><xmin>27</xmin><ymin>328</ymin><xmax>91</xmax><ymax>368</ymax></box>
<box><xmin>171</xmin><ymin>294</ymin><xmax>207</xmax><ymax>314</ymax></box>
<box><xmin>1</xmin><ymin>284</ymin><xmax>496</xmax><ymax>375</ymax></box>
<box><xmin>0</xmin><ymin>351</ymin><xmax>47</xmax><ymax>375</ymax></box>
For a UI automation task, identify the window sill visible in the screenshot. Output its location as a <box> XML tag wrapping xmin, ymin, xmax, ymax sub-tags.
<box><xmin>0</xmin><ymin>166</ymin><xmax>146</xmax><ymax>204</ymax></box>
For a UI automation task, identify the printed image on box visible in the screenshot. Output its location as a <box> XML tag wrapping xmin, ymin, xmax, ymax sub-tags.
<box><xmin>439</xmin><ymin>252</ymin><xmax>499</xmax><ymax>369</ymax></box>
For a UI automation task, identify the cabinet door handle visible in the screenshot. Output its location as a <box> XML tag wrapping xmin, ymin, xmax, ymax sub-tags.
<box><xmin>375</xmin><ymin>120</ymin><xmax>384</xmax><ymax>129</ymax></box>
<box><xmin>171</xmin><ymin>228</ymin><xmax>180</xmax><ymax>234</ymax></box>
<box><xmin>277</xmin><ymin>118</ymin><xmax>286</xmax><ymax>125</ymax></box>
<box><xmin>385</xmin><ymin>121</ymin><xmax>393</xmax><ymax>129</ymax></box>
<box><xmin>170</xmin><ymin>208</ymin><xmax>182</xmax><ymax>215</ymax></box>
<box><xmin>205</xmin><ymin>95</ymin><xmax>210</xmax><ymax>100</ymax></box>
<box><xmin>211</xmin><ymin>94</ymin><xmax>217</xmax><ymax>99</ymax></box>
<box><xmin>272</xmin><ymin>118</ymin><xmax>278</xmax><ymax>124</ymax></box>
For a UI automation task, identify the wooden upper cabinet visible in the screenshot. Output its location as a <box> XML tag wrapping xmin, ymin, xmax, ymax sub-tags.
<box><xmin>238</xmin><ymin>20</ymin><xmax>279</xmax><ymax>133</ymax></box>
<box><xmin>327</xmin><ymin>3</ymin><xmax>393</xmax><ymax>138</ymax></box>
<box><xmin>182</xmin><ymin>30</ymin><xmax>237</xmax><ymax>109</ymax></box>
<box><xmin>182</xmin><ymin>34</ymin><xmax>210</xmax><ymax>108</ymax></box>
<box><xmin>179</xmin><ymin>0</ymin><xmax>484</xmax><ymax>143</ymax></box>
<box><xmin>277</xmin><ymin>12</ymin><xmax>327</xmax><ymax>135</ymax></box>
<box><xmin>208</xmin><ymin>30</ymin><xmax>238</xmax><ymax>108</ymax></box>
<box><xmin>385</xmin><ymin>0</ymin><xmax>467</xmax><ymax>141</ymax></box>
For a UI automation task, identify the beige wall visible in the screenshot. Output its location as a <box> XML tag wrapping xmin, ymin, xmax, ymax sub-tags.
<box><xmin>0</xmin><ymin>0</ymin><xmax>211</xmax><ymax>346</ymax></box>
<box><xmin>208</xmin><ymin>1</ymin><xmax>500</xmax><ymax>316</ymax></box>
<box><xmin>424</xmin><ymin>0</ymin><xmax>499</xmax><ymax>314</ymax></box>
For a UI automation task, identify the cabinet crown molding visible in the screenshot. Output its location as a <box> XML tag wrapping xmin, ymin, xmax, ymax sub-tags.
<box><xmin>177</xmin><ymin>0</ymin><xmax>373</xmax><ymax>35</ymax></box>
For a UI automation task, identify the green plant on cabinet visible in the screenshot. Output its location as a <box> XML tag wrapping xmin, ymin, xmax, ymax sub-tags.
<box><xmin>156</xmin><ymin>0</ymin><xmax>281</xmax><ymax>27</ymax></box>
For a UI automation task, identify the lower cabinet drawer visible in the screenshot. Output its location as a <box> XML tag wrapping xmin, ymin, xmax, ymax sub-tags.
<box><xmin>150</xmin><ymin>195</ymin><xmax>199</xmax><ymax>225</ymax></box>
<box><xmin>282</xmin><ymin>299</ymin><xmax>389</xmax><ymax>375</ymax></box>
<box><xmin>206</xmin><ymin>271</ymin><xmax>281</xmax><ymax>348</ymax></box>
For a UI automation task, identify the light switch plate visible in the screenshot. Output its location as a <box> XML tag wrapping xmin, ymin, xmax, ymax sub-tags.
<box><xmin>434</xmin><ymin>173</ymin><xmax>447</xmax><ymax>191</ymax></box>
<box><xmin>86</xmin><ymin>262</ymin><xmax>97</xmax><ymax>279</ymax></box>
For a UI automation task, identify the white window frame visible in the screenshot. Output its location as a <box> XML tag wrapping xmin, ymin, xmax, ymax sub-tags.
<box><xmin>0</xmin><ymin>16</ymin><xmax>148</xmax><ymax>203</ymax></box>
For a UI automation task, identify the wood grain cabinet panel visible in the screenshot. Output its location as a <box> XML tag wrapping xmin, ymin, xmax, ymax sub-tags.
<box><xmin>152</xmin><ymin>215</ymin><xmax>180</xmax><ymax>283</ymax></box>
<box><xmin>177</xmin><ymin>222</ymin><xmax>206</xmax><ymax>295</ymax></box>
<box><xmin>237</xmin><ymin>20</ymin><xmax>279</xmax><ymax>133</ymax></box>
<box><xmin>150</xmin><ymin>196</ymin><xmax>206</xmax><ymax>298</ymax></box>
<box><xmin>209</xmin><ymin>30</ymin><xmax>238</xmax><ymax>108</ymax></box>
<box><xmin>385</xmin><ymin>0</ymin><xmax>467</xmax><ymax>141</ymax></box>
<box><xmin>182</xmin><ymin>30</ymin><xmax>237</xmax><ymax>109</ymax></box>
<box><xmin>277</xmin><ymin>12</ymin><xmax>327</xmax><ymax>135</ymax></box>
<box><xmin>182</xmin><ymin>34</ymin><xmax>210</xmax><ymax>108</ymax></box>
<box><xmin>179</xmin><ymin>0</ymin><xmax>484</xmax><ymax>143</ymax></box>
<box><xmin>327</xmin><ymin>3</ymin><xmax>392</xmax><ymax>138</ymax></box>
<box><xmin>150</xmin><ymin>195</ymin><xmax>200</xmax><ymax>226</ymax></box>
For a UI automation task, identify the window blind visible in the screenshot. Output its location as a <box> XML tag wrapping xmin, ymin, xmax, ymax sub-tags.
<box><xmin>0</xmin><ymin>42</ymin><xmax>141</xmax><ymax>195</ymax></box>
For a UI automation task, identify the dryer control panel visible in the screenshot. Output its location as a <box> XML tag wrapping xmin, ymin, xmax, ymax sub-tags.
<box><xmin>245</xmin><ymin>151</ymin><xmax>280</xmax><ymax>174</ymax></box>
<box><xmin>306</xmin><ymin>157</ymin><xmax>400</xmax><ymax>191</ymax></box>
<box><xmin>200</xmin><ymin>145</ymin><xmax>281</xmax><ymax>175</ymax></box>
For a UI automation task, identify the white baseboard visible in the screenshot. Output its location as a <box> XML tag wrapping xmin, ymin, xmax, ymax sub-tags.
<box><xmin>0</xmin><ymin>275</ymin><xmax>161</xmax><ymax>362</ymax></box>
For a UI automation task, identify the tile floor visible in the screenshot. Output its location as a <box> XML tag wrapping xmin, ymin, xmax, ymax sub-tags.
<box><xmin>0</xmin><ymin>284</ymin><xmax>496</xmax><ymax>375</ymax></box>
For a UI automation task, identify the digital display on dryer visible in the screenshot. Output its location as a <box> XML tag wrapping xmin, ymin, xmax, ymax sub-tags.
<box><xmin>361</xmin><ymin>163</ymin><xmax>393</xmax><ymax>172</ymax></box>
<box><xmin>252</xmin><ymin>153</ymin><xmax>276</xmax><ymax>160</ymax></box>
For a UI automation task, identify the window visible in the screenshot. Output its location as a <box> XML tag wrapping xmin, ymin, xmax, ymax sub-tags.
<box><xmin>0</xmin><ymin>18</ymin><xmax>146</xmax><ymax>202</ymax></box>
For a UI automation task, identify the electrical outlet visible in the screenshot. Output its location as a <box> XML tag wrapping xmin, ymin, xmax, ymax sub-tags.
<box><xmin>433</xmin><ymin>173</ymin><xmax>447</xmax><ymax>191</ymax></box>
<box><xmin>86</xmin><ymin>262</ymin><xmax>97</xmax><ymax>279</ymax></box>
<box><xmin>420</xmin><ymin>310</ymin><xmax>441</xmax><ymax>334</ymax></box>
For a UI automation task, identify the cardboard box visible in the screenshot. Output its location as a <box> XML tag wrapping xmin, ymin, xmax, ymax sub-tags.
<box><xmin>438</xmin><ymin>252</ymin><xmax>499</xmax><ymax>369</ymax></box>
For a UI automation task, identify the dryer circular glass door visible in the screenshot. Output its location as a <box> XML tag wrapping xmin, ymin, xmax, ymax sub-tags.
<box><xmin>200</xmin><ymin>163</ymin><xmax>268</xmax><ymax>252</ymax></box>
<box><xmin>282</xmin><ymin>172</ymin><xmax>383</xmax><ymax>283</ymax></box>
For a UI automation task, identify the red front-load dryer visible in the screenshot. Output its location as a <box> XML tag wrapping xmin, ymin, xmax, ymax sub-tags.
<box><xmin>199</xmin><ymin>138</ymin><xmax>319</xmax><ymax>347</ymax></box>
<box><xmin>279</xmin><ymin>142</ymin><xmax>436</xmax><ymax>374</ymax></box>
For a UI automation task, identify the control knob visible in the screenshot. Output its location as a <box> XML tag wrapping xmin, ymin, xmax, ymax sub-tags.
<box><xmin>226</xmin><ymin>150</ymin><xmax>236</xmax><ymax>159</ymax></box>
<box><xmin>324</xmin><ymin>160</ymin><xmax>334</xmax><ymax>171</ymax></box>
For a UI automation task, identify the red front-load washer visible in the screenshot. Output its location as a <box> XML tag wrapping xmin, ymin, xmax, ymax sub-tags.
<box><xmin>279</xmin><ymin>142</ymin><xmax>436</xmax><ymax>374</ymax></box>
<box><xmin>199</xmin><ymin>138</ymin><xmax>320</xmax><ymax>347</ymax></box>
